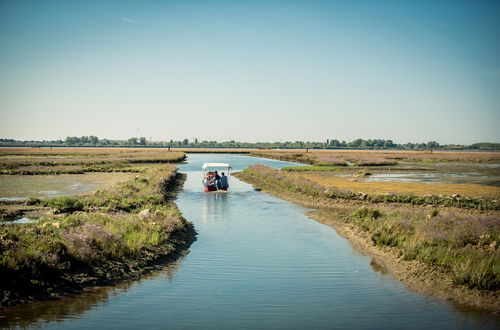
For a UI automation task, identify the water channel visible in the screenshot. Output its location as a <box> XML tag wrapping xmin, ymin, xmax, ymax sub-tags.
<box><xmin>1</xmin><ymin>154</ymin><xmax>498</xmax><ymax>329</ymax></box>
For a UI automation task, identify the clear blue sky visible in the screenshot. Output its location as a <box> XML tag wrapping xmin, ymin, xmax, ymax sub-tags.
<box><xmin>1</xmin><ymin>0</ymin><xmax>499</xmax><ymax>144</ymax></box>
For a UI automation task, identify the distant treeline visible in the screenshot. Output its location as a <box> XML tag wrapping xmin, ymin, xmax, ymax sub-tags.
<box><xmin>0</xmin><ymin>136</ymin><xmax>499</xmax><ymax>150</ymax></box>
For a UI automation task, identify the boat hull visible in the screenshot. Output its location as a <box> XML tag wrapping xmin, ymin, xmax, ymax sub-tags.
<box><xmin>204</xmin><ymin>185</ymin><xmax>217</xmax><ymax>192</ymax></box>
<box><xmin>203</xmin><ymin>185</ymin><xmax>228</xmax><ymax>192</ymax></box>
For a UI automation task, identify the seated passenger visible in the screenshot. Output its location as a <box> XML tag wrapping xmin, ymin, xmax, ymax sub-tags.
<box><xmin>219</xmin><ymin>172</ymin><xmax>229</xmax><ymax>190</ymax></box>
<box><xmin>203</xmin><ymin>172</ymin><xmax>215</xmax><ymax>187</ymax></box>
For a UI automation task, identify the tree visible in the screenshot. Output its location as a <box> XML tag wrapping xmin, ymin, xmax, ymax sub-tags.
<box><xmin>416</xmin><ymin>143</ymin><xmax>427</xmax><ymax>149</ymax></box>
<box><xmin>404</xmin><ymin>142</ymin><xmax>415</xmax><ymax>149</ymax></box>
<box><xmin>329</xmin><ymin>139</ymin><xmax>340</xmax><ymax>147</ymax></box>
<box><xmin>427</xmin><ymin>141</ymin><xmax>439</xmax><ymax>149</ymax></box>
<box><xmin>350</xmin><ymin>139</ymin><xmax>363</xmax><ymax>148</ymax></box>
<box><xmin>384</xmin><ymin>140</ymin><xmax>395</xmax><ymax>148</ymax></box>
<box><xmin>65</xmin><ymin>136</ymin><xmax>79</xmax><ymax>145</ymax></box>
<box><xmin>139</xmin><ymin>137</ymin><xmax>147</xmax><ymax>145</ymax></box>
<box><xmin>89</xmin><ymin>136</ymin><xmax>99</xmax><ymax>145</ymax></box>
<box><xmin>127</xmin><ymin>137</ymin><xmax>138</xmax><ymax>145</ymax></box>
<box><xmin>182</xmin><ymin>138</ymin><xmax>189</xmax><ymax>146</ymax></box>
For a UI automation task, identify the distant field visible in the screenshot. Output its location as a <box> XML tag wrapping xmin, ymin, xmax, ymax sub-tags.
<box><xmin>299</xmin><ymin>173</ymin><xmax>500</xmax><ymax>199</ymax></box>
<box><xmin>0</xmin><ymin>148</ymin><xmax>186</xmax><ymax>221</ymax></box>
<box><xmin>0</xmin><ymin>148</ymin><xmax>186</xmax><ymax>175</ymax></box>
<box><xmin>251</xmin><ymin>149</ymin><xmax>500</xmax><ymax>199</ymax></box>
<box><xmin>252</xmin><ymin>149</ymin><xmax>500</xmax><ymax>165</ymax></box>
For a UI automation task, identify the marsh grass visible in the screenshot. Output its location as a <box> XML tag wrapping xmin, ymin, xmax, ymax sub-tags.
<box><xmin>0</xmin><ymin>149</ymin><xmax>186</xmax><ymax>175</ymax></box>
<box><xmin>28</xmin><ymin>196</ymin><xmax>84</xmax><ymax>213</ymax></box>
<box><xmin>253</xmin><ymin>149</ymin><xmax>500</xmax><ymax>165</ymax></box>
<box><xmin>236</xmin><ymin>164</ymin><xmax>500</xmax><ymax>291</ymax></box>
<box><xmin>0</xmin><ymin>164</ymin><xmax>192</xmax><ymax>303</ymax></box>
<box><xmin>299</xmin><ymin>173</ymin><xmax>500</xmax><ymax>200</ymax></box>
<box><xmin>344</xmin><ymin>207</ymin><xmax>500</xmax><ymax>290</ymax></box>
<box><xmin>250</xmin><ymin>152</ymin><xmax>319</xmax><ymax>165</ymax></box>
<box><xmin>238</xmin><ymin>165</ymin><xmax>499</xmax><ymax>210</ymax></box>
<box><xmin>282</xmin><ymin>165</ymin><xmax>344</xmax><ymax>171</ymax></box>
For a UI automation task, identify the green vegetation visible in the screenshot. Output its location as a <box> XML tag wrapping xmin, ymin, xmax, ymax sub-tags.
<box><xmin>469</xmin><ymin>143</ymin><xmax>500</xmax><ymax>150</ymax></box>
<box><xmin>1</xmin><ymin>136</ymin><xmax>499</xmax><ymax>150</ymax></box>
<box><xmin>236</xmin><ymin>164</ymin><xmax>500</xmax><ymax>292</ymax></box>
<box><xmin>318</xmin><ymin>207</ymin><xmax>499</xmax><ymax>290</ymax></box>
<box><xmin>0</xmin><ymin>163</ymin><xmax>194</xmax><ymax>307</ymax></box>
<box><xmin>282</xmin><ymin>165</ymin><xmax>344</xmax><ymax>171</ymax></box>
<box><xmin>28</xmin><ymin>196</ymin><xmax>84</xmax><ymax>213</ymax></box>
<box><xmin>237</xmin><ymin>165</ymin><xmax>500</xmax><ymax>210</ymax></box>
<box><xmin>252</xmin><ymin>150</ymin><xmax>500</xmax><ymax>167</ymax></box>
<box><xmin>0</xmin><ymin>149</ymin><xmax>185</xmax><ymax>175</ymax></box>
<box><xmin>251</xmin><ymin>152</ymin><xmax>319</xmax><ymax>165</ymax></box>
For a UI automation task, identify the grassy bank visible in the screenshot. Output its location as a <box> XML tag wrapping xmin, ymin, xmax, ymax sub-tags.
<box><xmin>238</xmin><ymin>165</ymin><xmax>499</xmax><ymax>210</ymax></box>
<box><xmin>0</xmin><ymin>148</ymin><xmax>186</xmax><ymax>175</ymax></box>
<box><xmin>235</xmin><ymin>165</ymin><xmax>499</xmax><ymax>310</ymax></box>
<box><xmin>251</xmin><ymin>149</ymin><xmax>500</xmax><ymax>166</ymax></box>
<box><xmin>0</xmin><ymin>164</ymin><xmax>194</xmax><ymax>307</ymax></box>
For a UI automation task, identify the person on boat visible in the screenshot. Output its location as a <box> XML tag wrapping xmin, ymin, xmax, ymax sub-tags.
<box><xmin>214</xmin><ymin>171</ymin><xmax>221</xmax><ymax>189</ymax></box>
<box><xmin>203</xmin><ymin>172</ymin><xmax>215</xmax><ymax>188</ymax></box>
<box><xmin>219</xmin><ymin>172</ymin><xmax>229</xmax><ymax>190</ymax></box>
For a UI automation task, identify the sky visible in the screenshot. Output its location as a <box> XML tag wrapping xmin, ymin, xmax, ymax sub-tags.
<box><xmin>0</xmin><ymin>0</ymin><xmax>499</xmax><ymax>144</ymax></box>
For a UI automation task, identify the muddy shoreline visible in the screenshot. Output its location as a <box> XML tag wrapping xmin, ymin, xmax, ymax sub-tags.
<box><xmin>1</xmin><ymin>224</ymin><xmax>196</xmax><ymax>308</ymax></box>
<box><xmin>235</xmin><ymin>171</ymin><xmax>500</xmax><ymax>313</ymax></box>
<box><xmin>0</xmin><ymin>169</ymin><xmax>197</xmax><ymax>308</ymax></box>
<box><xmin>309</xmin><ymin>211</ymin><xmax>499</xmax><ymax>313</ymax></box>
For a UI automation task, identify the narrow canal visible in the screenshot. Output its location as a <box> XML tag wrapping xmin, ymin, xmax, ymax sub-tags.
<box><xmin>1</xmin><ymin>154</ymin><xmax>498</xmax><ymax>329</ymax></box>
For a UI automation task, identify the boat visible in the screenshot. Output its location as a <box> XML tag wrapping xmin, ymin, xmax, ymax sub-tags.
<box><xmin>202</xmin><ymin>163</ymin><xmax>232</xmax><ymax>192</ymax></box>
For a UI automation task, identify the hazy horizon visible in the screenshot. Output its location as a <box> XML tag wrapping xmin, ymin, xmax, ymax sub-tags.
<box><xmin>1</xmin><ymin>0</ymin><xmax>499</xmax><ymax>145</ymax></box>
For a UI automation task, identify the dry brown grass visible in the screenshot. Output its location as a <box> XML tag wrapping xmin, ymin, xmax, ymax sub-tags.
<box><xmin>0</xmin><ymin>148</ymin><xmax>185</xmax><ymax>171</ymax></box>
<box><xmin>175</xmin><ymin>148</ymin><xmax>255</xmax><ymax>153</ymax></box>
<box><xmin>254</xmin><ymin>149</ymin><xmax>500</xmax><ymax>165</ymax></box>
<box><xmin>0</xmin><ymin>147</ymin><xmax>173</xmax><ymax>155</ymax></box>
<box><xmin>298</xmin><ymin>173</ymin><xmax>500</xmax><ymax>199</ymax></box>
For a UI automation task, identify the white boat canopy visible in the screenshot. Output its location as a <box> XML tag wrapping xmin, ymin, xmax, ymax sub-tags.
<box><xmin>202</xmin><ymin>163</ymin><xmax>232</xmax><ymax>170</ymax></box>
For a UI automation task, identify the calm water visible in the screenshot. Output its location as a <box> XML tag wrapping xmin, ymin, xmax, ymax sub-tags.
<box><xmin>0</xmin><ymin>173</ymin><xmax>135</xmax><ymax>200</ymax></box>
<box><xmin>1</xmin><ymin>154</ymin><xmax>498</xmax><ymax>329</ymax></box>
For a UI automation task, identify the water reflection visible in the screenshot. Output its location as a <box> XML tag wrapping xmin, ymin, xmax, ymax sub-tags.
<box><xmin>202</xmin><ymin>192</ymin><xmax>229</xmax><ymax>224</ymax></box>
<box><xmin>0</xmin><ymin>253</ymin><xmax>187</xmax><ymax>328</ymax></box>
<box><xmin>2</xmin><ymin>154</ymin><xmax>499</xmax><ymax>329</ymax></box>
<box><xmin>370</xmin><ymin>258</ymin><xmax>389</xmax><ymax>276</ymax></box>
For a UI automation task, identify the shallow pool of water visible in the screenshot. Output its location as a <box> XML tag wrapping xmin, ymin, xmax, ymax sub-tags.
<box><xmin>365</xmin><ymin>172</ymin><xmax>476</xmax><ymax>183</ymax></box>
<box><xmin>364</xmin><ymin>172</ymin><xmax>500</xmax><ymax>186</ymax></box>
<box><xmin>0</xmin><ymin>172</ymin><xmax>135</xmax><ymax>199</ymax></box>
<box><xmin>1</xmin><ymin>154</ymin><xmax>498</xmax><ymax>329</ymax></box>
<box><xmin>0</xmin><ymin>216</ymin><xmax>37</xmax><ymax>225</ymax></box>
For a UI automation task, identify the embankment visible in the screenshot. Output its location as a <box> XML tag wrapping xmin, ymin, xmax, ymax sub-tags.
<box><xmin>0</xmin><ymin>165</ymin><xmax>196</xmax><ymax>307</ymax></box>
<box><xmin>235</xmin><ymin>165</ymin><xmax>500</xmax><ymax>312</ymax></box>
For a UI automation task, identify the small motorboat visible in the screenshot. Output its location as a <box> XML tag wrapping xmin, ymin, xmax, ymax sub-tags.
<box><xmin>202</xmin><ymin>163</ymin><xmax>232</xmax><ymax>192</ymax></box>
